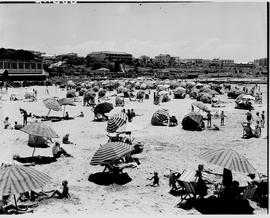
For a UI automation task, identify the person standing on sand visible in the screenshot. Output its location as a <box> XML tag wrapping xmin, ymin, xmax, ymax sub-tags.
<box><xmin>261</xmin><ymin>111</ymin><xmax>265</xmax><ymax>128</ymax></box>
<box><xmin>220</xmin><ymin>111</ymin><xmax>226</xmax><ymax>126</ymax></box>
<box><xmin>207</xmin><ymin>111</ymin><xmax>212</xmax><ymax>128</ymax></box>
<box><xmin>147</xmin><ymin>172</ymin><xmax>159</xmax><ymax>187</ymax></box>
<box><xmin>246</xmin><ymin>109</ymin><xmax>253</xmax><ymax>124</ymax></box>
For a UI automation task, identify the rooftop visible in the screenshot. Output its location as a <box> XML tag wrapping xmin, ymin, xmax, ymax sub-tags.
<box><xmin>89</xmin><ymin>51</ymin><xmax>132</xmax><ymax>55</ymax></box>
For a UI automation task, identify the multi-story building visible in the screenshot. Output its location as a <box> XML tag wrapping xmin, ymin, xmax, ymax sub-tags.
<box><xmin>0</xmin><ymin>49</ymin><xmax>47</xmax><ymax>81</ymax></box>
<box><xmin>155</xmin><ymin>54</ymin><xmax>171</xmax><ymax>65</ymax></box>
<box><xmin>212</xmin><ymin>58</ymin><xmax>234</xmax><ymax>66</ymax></box>
<box><xmin>87</xmin><ymin>51</ymin><xmax>132</xmax><ymax>63</ymax></box>
<box><xmin>254</xmin><ymin>58</ymin><xmax>267</xmax><ymax>67</ymax></box>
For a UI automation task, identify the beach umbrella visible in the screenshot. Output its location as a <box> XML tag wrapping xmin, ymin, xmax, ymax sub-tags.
<box><xmin>140</xmin><ymin>83</ymin><xmax>147</xmax><ymax>90</ymax></box>
<box><xmin>66</xmin><ymin>89</ymin><xmax>76</xmax><ymax>98</ymax></box>
<box><xmin>43</xmin><ymin>98</ymin><xmax>61</xmax><ymax>116</ymax></box>
<box><xmin>151</xmin><ymin>109</ymin><xmax>170</xmax><ymax>126</ymax></box>
<box><xmin>90</xmin><ymin>142</ymin><xmax>132</xmax><ymax>166</ymax></box>
<box><xmin>136</xmin><ymin>91</ymin><xmax>144</xmax><ymax>99</ymax></box>
<box><xmin>199</xmin><ymin>148</ymin><xmax>256</xmax><ymax>174</ymax></box>
<box><xmin>24</xmin><ymin>91</ymin><xmax>34</xmax><ymax>99</ymax></box>
<box><xmin>159</xmin><ymin>90</ymin><xmax>168</xmax><ymax>96</ymax></box>
<box><xmin>192</xmin><ymin>101</ymin><xmax>210</xmax><ymax>112</ymax></box>
<box><xmin>20</xmin><ymin>121</ymin><xmax>59</xmax><ymax>156</ymax></box>
<box><xmin>200</xmin><ymin>93</ymin><xmax>212</xmax><ymax>104</ymax></box>
<box><xmin>236</xmin><ymin>94</ymin><xmax>255</xmax><ymax>101</ymax></box>
<box><xmin>98</xmin><ymin>89</ymin><xmax>107</xmax><ymax>99</ymax></box>
<box><xmin>85</xmin><ymin>90</ymin><xmax>96</xmax><ymax>99</ymax></box>
<box><xmin>58</xmin><ymin>98</ymin><xmax>76</xmax><ymax>117</ymax></box>
<box><xmin>67</xmin><ymin>80</ymin><xmax>75</xmax><ymax>87</ymax></box>
<box><xmin>107</xmin><ymin>112</ymin><xmax>128</xmax><ymax>133</ymax></box>
<box><xmin>189</xmin><ymin>88</ymin><xmax>200</xmax><ymax>99</ymax></box>
<box><xmin>94</xmin><ymin>102</ymin><xmax>114</xmax><ymax>115</ymax></box>
<box><xmin>0</xmin><ymin>164</ymin><xmax>51</xmax><ymax>213</ymax></box>
<box><xmin>181</xmin><ymin>112</ymin><xmax>204</xmax><ymax>131</ymax></box>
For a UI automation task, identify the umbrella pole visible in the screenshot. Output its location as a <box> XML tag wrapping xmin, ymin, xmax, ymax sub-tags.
<box><xmin>47</xmin><ymin>109</ymin><xmax>51</xmax><ymax>117</ymax></box>
<box><xmin>32</xmin><ymin>147</ymin><xmax>36</xmax><ymax>157</ymax></box>
<box><xmin>14</xmin><ymin>194</ymin><xmax>18</xmax><ymax>214</ymax></box>
<box><xmin>63</xmin><ymin>106</ymin><xmax>66</xmax><ymax>117</ymax></box>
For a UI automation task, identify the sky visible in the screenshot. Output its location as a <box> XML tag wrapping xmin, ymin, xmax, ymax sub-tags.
<box><xmin>0</xmin><ymin>2</ymin><xmax>267</xmax><ymax>62</ymax></box>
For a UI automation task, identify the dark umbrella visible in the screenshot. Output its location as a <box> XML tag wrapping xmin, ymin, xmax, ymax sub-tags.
<box><xmin>94</xmin><ymin>102</ymin><xmax>114</xmax><ymax>115</ymax></box>
<box><xmin>182</xmin><ymin>112</ymin><xmax>204</xmax><ymax>131</ymax></box>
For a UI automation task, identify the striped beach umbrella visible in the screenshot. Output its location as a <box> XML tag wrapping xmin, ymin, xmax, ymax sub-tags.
<box><xmin>107</xmin><ymin>112</ymin><xmax>128</xmax><ymax>133</ymax></box>
<box><xmin>90</xmin><ymin>142</ymin><xmax>132</xmax><ymax>166</ymax></box>
<box><xmin>20</xmin><ymin>121</ymin><xmax>59</xmax><ymax>156</ymax></box>
<box><xmin>94</xmin><ymin>102</ymin><xmax>114</xmax><ymax>115</ymax></box>
<box><xmin>58</xmin><ymin>98</ymin><xmax>76</xmax><ymax>117</ymax></box>
<box><xmin>151</xmin><ymin>109</ymin><xmax>170</xmax><ymax>126</ymax></box>
<box><xmin>0</xmin><ymin>165</ymin><xmax>51</xmax><ymax>196</ymax></box>
<box><xmin>192</xmin><ymin>101</ymin><xmax>210</xmax><ymax>112</ymax></box>
<box><xmin>98</xmin><ymin>89</ymin><xmax>107</xmax><ymax>99</ymax></box>
<box><xmin>43</xmin><ymin>97</ymin><xmax>61</xmax><ymax>116</ymax></box>
<box><xmin>199</xmin><ymin>148</ymin><xmax>256</xmax><ymax>174</ymax></box>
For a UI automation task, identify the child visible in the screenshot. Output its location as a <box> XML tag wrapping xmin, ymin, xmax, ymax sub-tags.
<box><xmin>207</xmin><ymin>111</ymin><xmax>212</xmax><ymax>128</ymax></box>
<box><xmin>49</xmin><ymin>180</ymin><xmax>70</xmax><ymax>199</ymax></box>
<box><xmin>3</xmin><ymin>117</ymin><xmax>10</xmax><ymax>129</ymax></box>
<box><xmin>220</xmin><ymin>111</ymin><xmax>226</xmax><ymax>126</ymax></box>
<box><xmin>147</xmin><ymin>172</ymin><xmax>160</xmax><ymax>187</ymax></box>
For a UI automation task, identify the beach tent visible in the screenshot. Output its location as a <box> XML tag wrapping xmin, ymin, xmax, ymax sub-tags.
<box><xmin>90</xmin><ymin>142</ymin><xmax>132</xmax><ymax>166</ymax></box>
<box><xmin>107</xmin><ymin>112</ymin><xmax>128</xmax><ymax>133</ymax></box>
<box><xmin>182</xmin><ymin>112</ymin><xmax>204</xmax><ymax>131</ymax></box>
<box><xmin>227</xmin><ymin>90</ymin><xmax>244</xmax><ymax>99</ymax></box>
<box><xmin>136</xmin><ymin>91</ymin><xmax>145</xmax><ymax>99</ymax></box>
<box><xmin>151</xmin><ymin>109</ymin><xmax>170</xmax><ymax>126</ymax></box>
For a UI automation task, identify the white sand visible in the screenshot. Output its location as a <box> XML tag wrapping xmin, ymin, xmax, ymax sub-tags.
<box><xmin>0</xmin><ymin>84</ymin><xmax>267</xmax><ymax>215</ymax></box>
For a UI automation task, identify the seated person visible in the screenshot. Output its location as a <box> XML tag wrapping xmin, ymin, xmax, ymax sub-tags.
<box><xmin>14</xmin><ymin>121</ymin><xmax>23</xmax><ymax>130</ymax></box>
<box><xmin>247</xmin><ymin>173</ymin><xmax>262</xmax><ymax>187</ymax></box>
<box><xmin>18</xmin><ymin>190</ymin><xmax>47</xmax><ymax>202</ymax></box>
<box><xmin>52</xmin><ymin>142</ymin><xmax>72</xmax><ymax>158</ymax></box>
<box><xmin>64</xmin><ymin>112</ymin><xmax>69</xmax><ymax>119</ymax></box>
<box><xmin>49</xmin><ymin>180</ymin><xmax>70</xmax><ymax>199</ymax></box>
<box><xmin>147</xmin><ymin>172</ymin><xmax>160</xmax><ymax>187</ymax></box>
<box><xmin>169</xmin><ymin>116</ymin><xmax>178</xmax><ymax>126</ymax></box>
<box><xmin>78</xmin><ymin>111</ymin><xmax>84</xmax><ymax>117</ymax></box>
<box><xmin>62</xmin><ymin>134</ymin><xmax>73</xmax><ymax>144</ymax></box>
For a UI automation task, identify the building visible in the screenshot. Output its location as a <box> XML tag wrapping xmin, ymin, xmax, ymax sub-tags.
<box><xmin>0</xmin><ymin>48</ymin><xmax>47</xmax><ymax>81</ymax></box>
<box><xmin>254</xmin><ymin>58</ymin><xmax>267</xmax><ymax>67</ymax></box>
<box><xmin>87</xmin><ymin>51</ymin><xmax>132</xmax><ymax>63</ymax></box>
<box><xmin>155</xmin><ymin>54</ymin><xmax>171</xmax><ymax>65</ymax></box>
<box><xmin>212</xmin><ymin>58</ymin><xmax>234</xmax><ymax>66</ymax></box>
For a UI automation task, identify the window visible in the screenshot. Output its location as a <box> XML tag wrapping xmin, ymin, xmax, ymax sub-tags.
<box><xmin>4</xmin><ymin>63</ymin><xmax>10</xmax><ymax>69</ymax></box>
<box><xmin>25</xmin><ymin>63</ymin><xmax>30</xmax><ymax>69</ymax></box>
<box><xmin>37</xmin><ymin>63</ymin><xmax>42</xmax><ymax>69</ymax></box>
<box><xmin>31</xmin><ymin>63</ymin><xmax>36</xmax><ymax>69</ymax></box>
<box><xmin>19</xmin><ymin>63</ymin><xmax>24</xmax><ymax>69</ymax></box>
<box><xmin>11</xmin><ymin>62</ymin><xmax>17</xmax><ymax>69</ymax></box>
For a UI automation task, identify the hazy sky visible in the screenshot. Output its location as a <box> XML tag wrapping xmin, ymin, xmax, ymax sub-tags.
<box><xmin>0</xmin><ymin>2</ymin><xmax>267</xmax><ymax>62</ymax></box>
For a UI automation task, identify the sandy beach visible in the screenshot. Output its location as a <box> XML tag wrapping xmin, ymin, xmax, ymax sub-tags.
<box><xmin>0</xmin><ymin>83</ymin><xmax>267</xmax><ymax>215</ymax></box>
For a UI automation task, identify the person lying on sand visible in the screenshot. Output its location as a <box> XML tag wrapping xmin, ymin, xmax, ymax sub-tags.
<box><xmin>147</xmin><ymin>172</ymin><xmax>160</xmax><ymax>187</ymax></box>
<box><xmin>0</xmin><ymin>195</ymin><xmax>38</xmax><ymax>214</ymax></box>
<box><xmin>18</xmin><ymin>191</ymin><xmax>48</xmax><ymax>202</ymax></box>
<box><xmin>49</xmin><ymin>180</ymin><xmax>70</xmax><ymax>199</ymax></box>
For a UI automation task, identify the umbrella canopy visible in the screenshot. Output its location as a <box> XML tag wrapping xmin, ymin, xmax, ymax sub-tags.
<box><xmin>151</xmin><ymin>109</ymin><xmax>170</xmax><ymax>126</ymax></box>
<box><xmin>192</xmin><ymin>101</ymin><xmax>210</xmax><ymax>112</ymax></box>
<box><xmin>94</xmin><ymin>102</ymin><xmax>114</xmax><ymax>115</ymax></box>
<box><xmin>199</xmin><ymin>148</ymin><xmax>256</xmax><ymax>174</ymax></box>
<box><xmin>98</xmin><ymin>89</ymin><xmax>107</xmax><ymax>98</ymax></box>
<box><xmin>136</xmin><ymin>91</ymin><xmax>144</xmax><ymax>99</ymax></box>
<box><xmin>43</xmin><ymin>98</ymin><xmax>61</xmax><ymax>111</ymax></box>
<box><xmin>0</xmin><ymin>165</ymin><xmax>51</xmax><ymax>196</ymax></box>
<box><xmin>90</xmin><ymin>142</ymin><xmax>132</xmax><ymax>166</ymax></box>
<box><xmin>66</xmin><ymin>89</ymin><xmax>77</xmax><ymax>98</ymax></box>
<box><xmin>58</xmin><ymin>98</ymin><xmax>76</xmax><ymax>106</ymax></box>
<box><xmin>182</xmin><ymin>112</ymin><xmax>204</xmax><ymax>131</ymax></box>
<box><xmin>200</xmin><ymin>93</ymin><xmax>212</xmax><ymax>104</ymax></box>
<box><xmin>20</xmin><ymin>121</ymin><xmax>59</xmax><ymax>138</ymax></box>
<box><xmin>107</xmin><ymin>112</ymin><xmax>128</xmax><ymax>133</ymax></box>
<box><xmin>117</xmin><ymin>122</ymin><xmax>143</xmax><ymax>132</ymax></box>
<box><xmin>236</xmin><ymin>94</ymin><xmax>255</xmax><ymax>101</ymax></box>
<box><xmin>85</xmin><ymin>90</ymin><xmax>96</xmax><ymax>99</ymax></box>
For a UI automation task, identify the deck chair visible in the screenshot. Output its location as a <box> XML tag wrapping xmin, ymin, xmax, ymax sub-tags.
<box><xmin>176</xmin><ymin>170</ymin><xmax>198</xmax><ymax>207</ymax></box>
<box><xmin>241</xmin><ymin>122</ymin><xmax>261</xmax><ymax>138</ymax></box>
<box><xmin>242</xmin><ymin>186</ymin><xmax>257</xmax><ymax>201</ymax></box>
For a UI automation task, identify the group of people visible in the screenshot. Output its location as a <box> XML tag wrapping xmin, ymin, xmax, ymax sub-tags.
<box><xmin>122</xmin><ymin>109</ymin><xmax>136</xmax><ymax>122</ymax></box>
